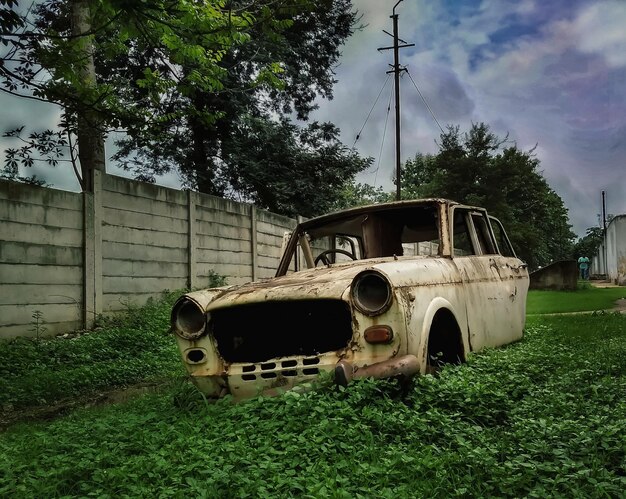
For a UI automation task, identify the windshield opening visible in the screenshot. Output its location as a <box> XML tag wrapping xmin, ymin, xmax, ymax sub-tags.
<box><xmin>281</xmin><ymin>205</ymin><xmax>440</xmax><ymax>274</ymax></box>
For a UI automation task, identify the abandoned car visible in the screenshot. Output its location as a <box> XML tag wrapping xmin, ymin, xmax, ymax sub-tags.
<box><xmin>171</xmin><ymin>199</ymin><xmax>529</xmax><ymax>399</ymax></box>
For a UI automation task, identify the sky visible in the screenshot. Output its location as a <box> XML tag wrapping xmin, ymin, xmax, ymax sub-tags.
<box><xmin>2</xmin><ymin>0</ymin><xmax>625</xmax><ymax>237</ymax></box>
<box><xmin>310</xmin><ymin>0</ymin><xmax>626</xmax><ymax>236</ymax></box>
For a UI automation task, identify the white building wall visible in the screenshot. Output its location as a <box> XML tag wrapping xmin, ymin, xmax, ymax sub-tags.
<box><xmin>593</xmin><ymin>215</ymin><xmax>626</xmax><ymax>285</ymax></box>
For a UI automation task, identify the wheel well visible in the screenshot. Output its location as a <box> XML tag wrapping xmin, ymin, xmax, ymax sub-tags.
<box><xmin>427</xmin><ymin>309</ymin><xmax>465</xmax><ymax>366</ymax></box>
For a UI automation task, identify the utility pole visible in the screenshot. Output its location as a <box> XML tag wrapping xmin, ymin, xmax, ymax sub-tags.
<box><xmin>602</xmin><ymin>190</ymin><xmax>607</xmax><ymax>234</ymax></box>
<box><xmin>602</xmin><ymin>190</ymin><xmax>607</xmax><ymax>276</ymax></box>
<box><xmin>378</xmin><ymin>0</ymin><xmax>414</xmax><ymax>201</ymax></box>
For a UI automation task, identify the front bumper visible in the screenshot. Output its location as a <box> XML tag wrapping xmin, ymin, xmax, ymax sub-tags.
<box><xmin>334</xmin><ymin>354</ymin><xmax>420</xmax><ymax>386</ymax></box>
<box><xmin>190</xmin><ymin>354</ymin><xmax>421</xmax><ymax>399</ymax></box>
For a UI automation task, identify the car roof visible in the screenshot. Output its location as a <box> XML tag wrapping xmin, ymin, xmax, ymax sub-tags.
<box><xmin>299</xmin><ymin>198</ymin><xmax>458</xmax><ymax>231</ymax></box>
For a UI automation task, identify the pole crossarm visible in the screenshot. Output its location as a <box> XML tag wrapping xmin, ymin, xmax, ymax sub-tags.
<box><xmin>377</xmin><ymin>43</ymin><xmax>415</xmax><ymax>51</ymax></box>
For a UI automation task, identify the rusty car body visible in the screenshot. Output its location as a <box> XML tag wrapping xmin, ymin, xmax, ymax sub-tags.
<box><xmin>171</xmin><ymin>199</ymin><xmax>529</xmax><ymax>399</ymax></box>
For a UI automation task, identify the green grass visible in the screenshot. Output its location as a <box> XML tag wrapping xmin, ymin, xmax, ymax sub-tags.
<box><xmin>0</xmin><ymin>291</ymin><xmax>185</xmax><ymax>411</ymax></box>
<box><xmin>1</xmin><ymin>313</ymin><xmax>624</xmax><ymax>498</ymax></box>
<box><xmin>527</xmin><ymin>286</ymin><xmax>626</xmax><ymax>314</ymax></box>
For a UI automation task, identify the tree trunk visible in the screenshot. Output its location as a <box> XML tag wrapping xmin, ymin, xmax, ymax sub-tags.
<box><xmin>71</xmin><ymin>0</ymin><xmax>105</xmax><ymax>192</ymax></box>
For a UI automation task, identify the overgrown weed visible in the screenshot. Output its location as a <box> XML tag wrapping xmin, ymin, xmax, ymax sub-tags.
<box><xmin>0</xmin><ymin>290</ymin><xmax>186</xmax><ymax>411</ymax></box>
<box><xmin>1</xmin><ymin>313</ymin><xmax>624</xmax><ymax>497</ymax></box>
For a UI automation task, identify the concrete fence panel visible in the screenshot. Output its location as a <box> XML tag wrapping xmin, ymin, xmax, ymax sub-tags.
<box><xmin>0</xmin><ymin>181</ymin><xmax>84</xmax><ymax>338</ymax></box>
<box><xmin>0</xmin><ymin>174</ymin><xmax>300</xmax><ymax>338</ymax></box>
<box><xmin>101</xmin><ymin>174</ymin><xmax>189</xmax><ymax>313</ymax></box>
<box><xmin>194</xmin><ymin>193</ymin><xmax>254</xmax><ymax>287</ymax></box>
<box><xmin>255</xmin><ymin>210</ymin><xmax>298</xmax><ymax>279</ymax></box>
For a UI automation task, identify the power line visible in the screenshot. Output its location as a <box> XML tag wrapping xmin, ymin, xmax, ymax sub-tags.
<box><xmin>352</xmin><ymin>74</ymin><xmax>391</xmax><ymax>149</ymax></box>
<box><xmin>373</xmin><ymin>83</ymin><xmax>394</xmax><ymax>188</ymax></box>
<box><xmin>405</xmin><ymin>69</ymin><xmax>445</xmax><ymax>135</ymax></box>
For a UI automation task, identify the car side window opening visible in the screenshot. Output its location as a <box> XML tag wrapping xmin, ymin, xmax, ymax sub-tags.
<box><xmin>452</xmin><ymin>210</ymin><xmax>476</xmax><ymax>256</ymax></box>
<box><xmin>471</xmin><ymin>212</ymin><xmax>498</xmax><ymax>255</ymax></box>
<box><xmin>489</xmin><ymin>217</ymin><xmax>516</xmax><ymax>258</ymax></box>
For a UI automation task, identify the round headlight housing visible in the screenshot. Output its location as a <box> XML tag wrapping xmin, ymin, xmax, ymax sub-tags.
<box><xmin>172</xmin><ymin>298</ymin><xmax>207</xmax><ymax>340</ymax></box>
<box><xmin>351</xmin><ymin>270</ymin><xmax>392</xmax><ymax>316</ymax></box>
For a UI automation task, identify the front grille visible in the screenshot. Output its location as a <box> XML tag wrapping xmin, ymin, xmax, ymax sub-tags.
<box><xmin>211</xmin><ymin>299</ymin><xmax>353</xmax><ymax>363</ymax></box>
<box><xmin>239</xmin><ymin>358</ymin><xmax>321</xmax><ymax>382</ymax></box>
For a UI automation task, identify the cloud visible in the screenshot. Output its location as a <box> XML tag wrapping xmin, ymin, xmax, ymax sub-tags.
<box><xmin>329</xmin><ymin>0</ymin><xmax>626</xmax><ymax>235</ymax></box>
<box><xmin>401</xmin><ymin>62</ymin><xmax>475</xmax><ymax>122</ymax></box>
<box><xmin>573</xmin><ymin>1</ymin><xmax>626</xmax><ymax>68</ymax></box>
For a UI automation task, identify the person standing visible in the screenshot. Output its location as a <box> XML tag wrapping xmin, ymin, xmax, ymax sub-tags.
<box><xmin>577</xmin><ymin>255</ymin><xmax>590</xmax><ymax>280</ymax></box>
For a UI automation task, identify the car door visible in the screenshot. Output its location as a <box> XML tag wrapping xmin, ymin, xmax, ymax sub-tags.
<box><xmin>488</xmin><ymin>215</ymin><xmax>528</xmax><ymax>341</ymax></box>
<box><xmin>450</xmin><ymin>207</ymin><xmax>514</xmax><ymax>351</ymax></box>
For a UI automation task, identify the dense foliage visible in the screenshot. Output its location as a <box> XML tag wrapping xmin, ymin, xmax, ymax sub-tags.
<box><xmin>210</xmin><ymin>119</ymin><xmax>371</xmax><ymax>217</ymax></box>
<box><xmin>1</xmin><ymin>311</ymin><xmax>624</xmax><ymax>497</ymax></box>
<box><xmin>2</xmin><ymin>0</ymin><xmax>267</xmax><ymax>188</ymax></box>
<box><xmin>400</xmin><ymin>123</ymin><xmax>576</xmax><ymax>269</ymax></box>
<box><xmin>111</xmin><ymin>0</ymin><xmax>366</xmax><ymax>206</ymax></box>
<box><xmin>329</xmin><ymin>181</ymin><xmax>391</xmax><ymax>212</ymax></box>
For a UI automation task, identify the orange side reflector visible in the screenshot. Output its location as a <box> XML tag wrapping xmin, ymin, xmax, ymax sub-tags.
<box><xmin>364</xmin><ymin>325</ymin><xmax>393</xmax><ymax>344</ymax></box>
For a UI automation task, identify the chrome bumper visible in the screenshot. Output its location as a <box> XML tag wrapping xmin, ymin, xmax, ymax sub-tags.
<box><xmin>334</xmin><ymin>354</ymin><xmax>420</xmax><ymax>386</ymax></box>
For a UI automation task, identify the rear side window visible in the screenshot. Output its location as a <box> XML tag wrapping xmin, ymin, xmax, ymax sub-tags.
<box><xmin>471</xmin><ymin>213</ymin><xmax>497</xmax><ymax>254</ymax></box>
<box><xmin>489</xmin><ymin>217</ymin><xmax>515</xmax><ymax>257</ymax></box>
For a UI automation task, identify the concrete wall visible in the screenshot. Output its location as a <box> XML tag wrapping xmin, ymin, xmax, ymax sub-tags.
<box><xmin>590</xmin><ymin>241</ymin><xmax>606</xmax><ymax>277</ymax></box>
<box><xmin>101</xmin><ymin>174</ymin><xmax>191</xmax><ymax>313</ymax></box>
<box><xmin>0</xmin><ymin>181</ymin><xmax>84</xmax><ymax>338</ymax></box>
<box><xmin>606</xmin><ymin>215</ymin><xmax>626</xmax><ymax>285</ymax></box>
<box><xmin>529</xmin><ymin>260</ymin><xmax>578</xmax><ymax>290</ymax></box>
<box><xmin>591</xmin><ymin>215</ymin><xmax>626</xmax><ymax>285</ymax></box>
<box><xmin>0</xmin><ymin>174</ymin><xmax>297</xmax><ymax>338</ymax></box>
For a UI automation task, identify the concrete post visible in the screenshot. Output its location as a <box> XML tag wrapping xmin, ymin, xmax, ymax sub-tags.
<box><xmin>83</xmin><ymin>169</ymin><xmax>102</xmax><ymax>328</ymax></box>
<box><xmin>250</xmin><ymin>205</ymin><xmax>258</xmax><ymax>281</ymax></box>
<box><xmin>188</xmin><ymin>191</ymin><xmax>197</xmax><ymax>290</ymax></box>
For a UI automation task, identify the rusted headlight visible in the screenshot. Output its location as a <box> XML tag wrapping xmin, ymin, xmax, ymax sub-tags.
<box><xmin>171</xmin><ymin>298</ymin><xmax>207</xmax><ymax>340</ymax></box>
<box><xmin>351</xmin><ymin>270</ymin><xmax>392</xmax><ymax>316</ymax></box>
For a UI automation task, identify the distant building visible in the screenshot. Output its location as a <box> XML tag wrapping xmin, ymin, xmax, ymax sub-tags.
<box><xmin>591</xmin><ymin>215</ymin><xmax>626</xmax><ymax>285</ymax></box>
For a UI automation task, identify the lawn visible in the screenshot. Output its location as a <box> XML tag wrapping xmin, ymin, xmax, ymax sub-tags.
<box><xmin>527</xmin><ymin>285</ymin><xmax>626</xmax><ymax>314</ymax></box>
<box><xmin>1</xmin><ymin>309</ymin><xmax>625</xmax><ymax>497</ymax></box>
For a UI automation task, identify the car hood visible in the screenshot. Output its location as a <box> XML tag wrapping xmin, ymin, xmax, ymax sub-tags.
<box><xmin>205</xmin><ymin>262</ymin><xmax>374</xmax><ymax>310</ymax></box>
<box><xmin>183</xmin><ymin>255</ymin><xmax>452</xmax><ymax>312</ymax></box>
<box><xmin>184</xmin><ymin>259</ymin><xmax>405</xmax><ymax>312</ymax></box>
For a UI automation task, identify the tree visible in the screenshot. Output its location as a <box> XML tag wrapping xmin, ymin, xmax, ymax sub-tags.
<box><xmin>222</xmin><ymin>119</ymin><xmax>372</xmax><ymax>217</ymax></box>
<box><xmin>109</xmin><ymin>0</ymin><xmax>362</xmax><ymax>212</ymax></box>
<box><xmin>3</xmin><ymin>0</ymin><xmax>367</xmax><ymax>216</ymax></box>
<box><xmin>573</xmin><ymin>227</ymin><xmax>604</xmax><ymax>260</ymax></box>
<box><xmin>1</xmin><ymin>0</ymin><xmax>296</xmax><ymax>189</ymax></box>
<box><xmin>400</xmin><ymin>123</ymin><xmax>576</xmax><ymax>269</ymax></box>
<box><xmin>71</xmin><ymin>0</ymin><xmax>104</xmax><ymax>191</ymax></box>
<box><xmin>329</xmin><ymin>182</ymin><xmax>390</xmax><ymax>212</ymax></box>
<box><xmin>399</xmin><ymin>153</ymin><xmax>437</xmax><ymax>200</ymax></box>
